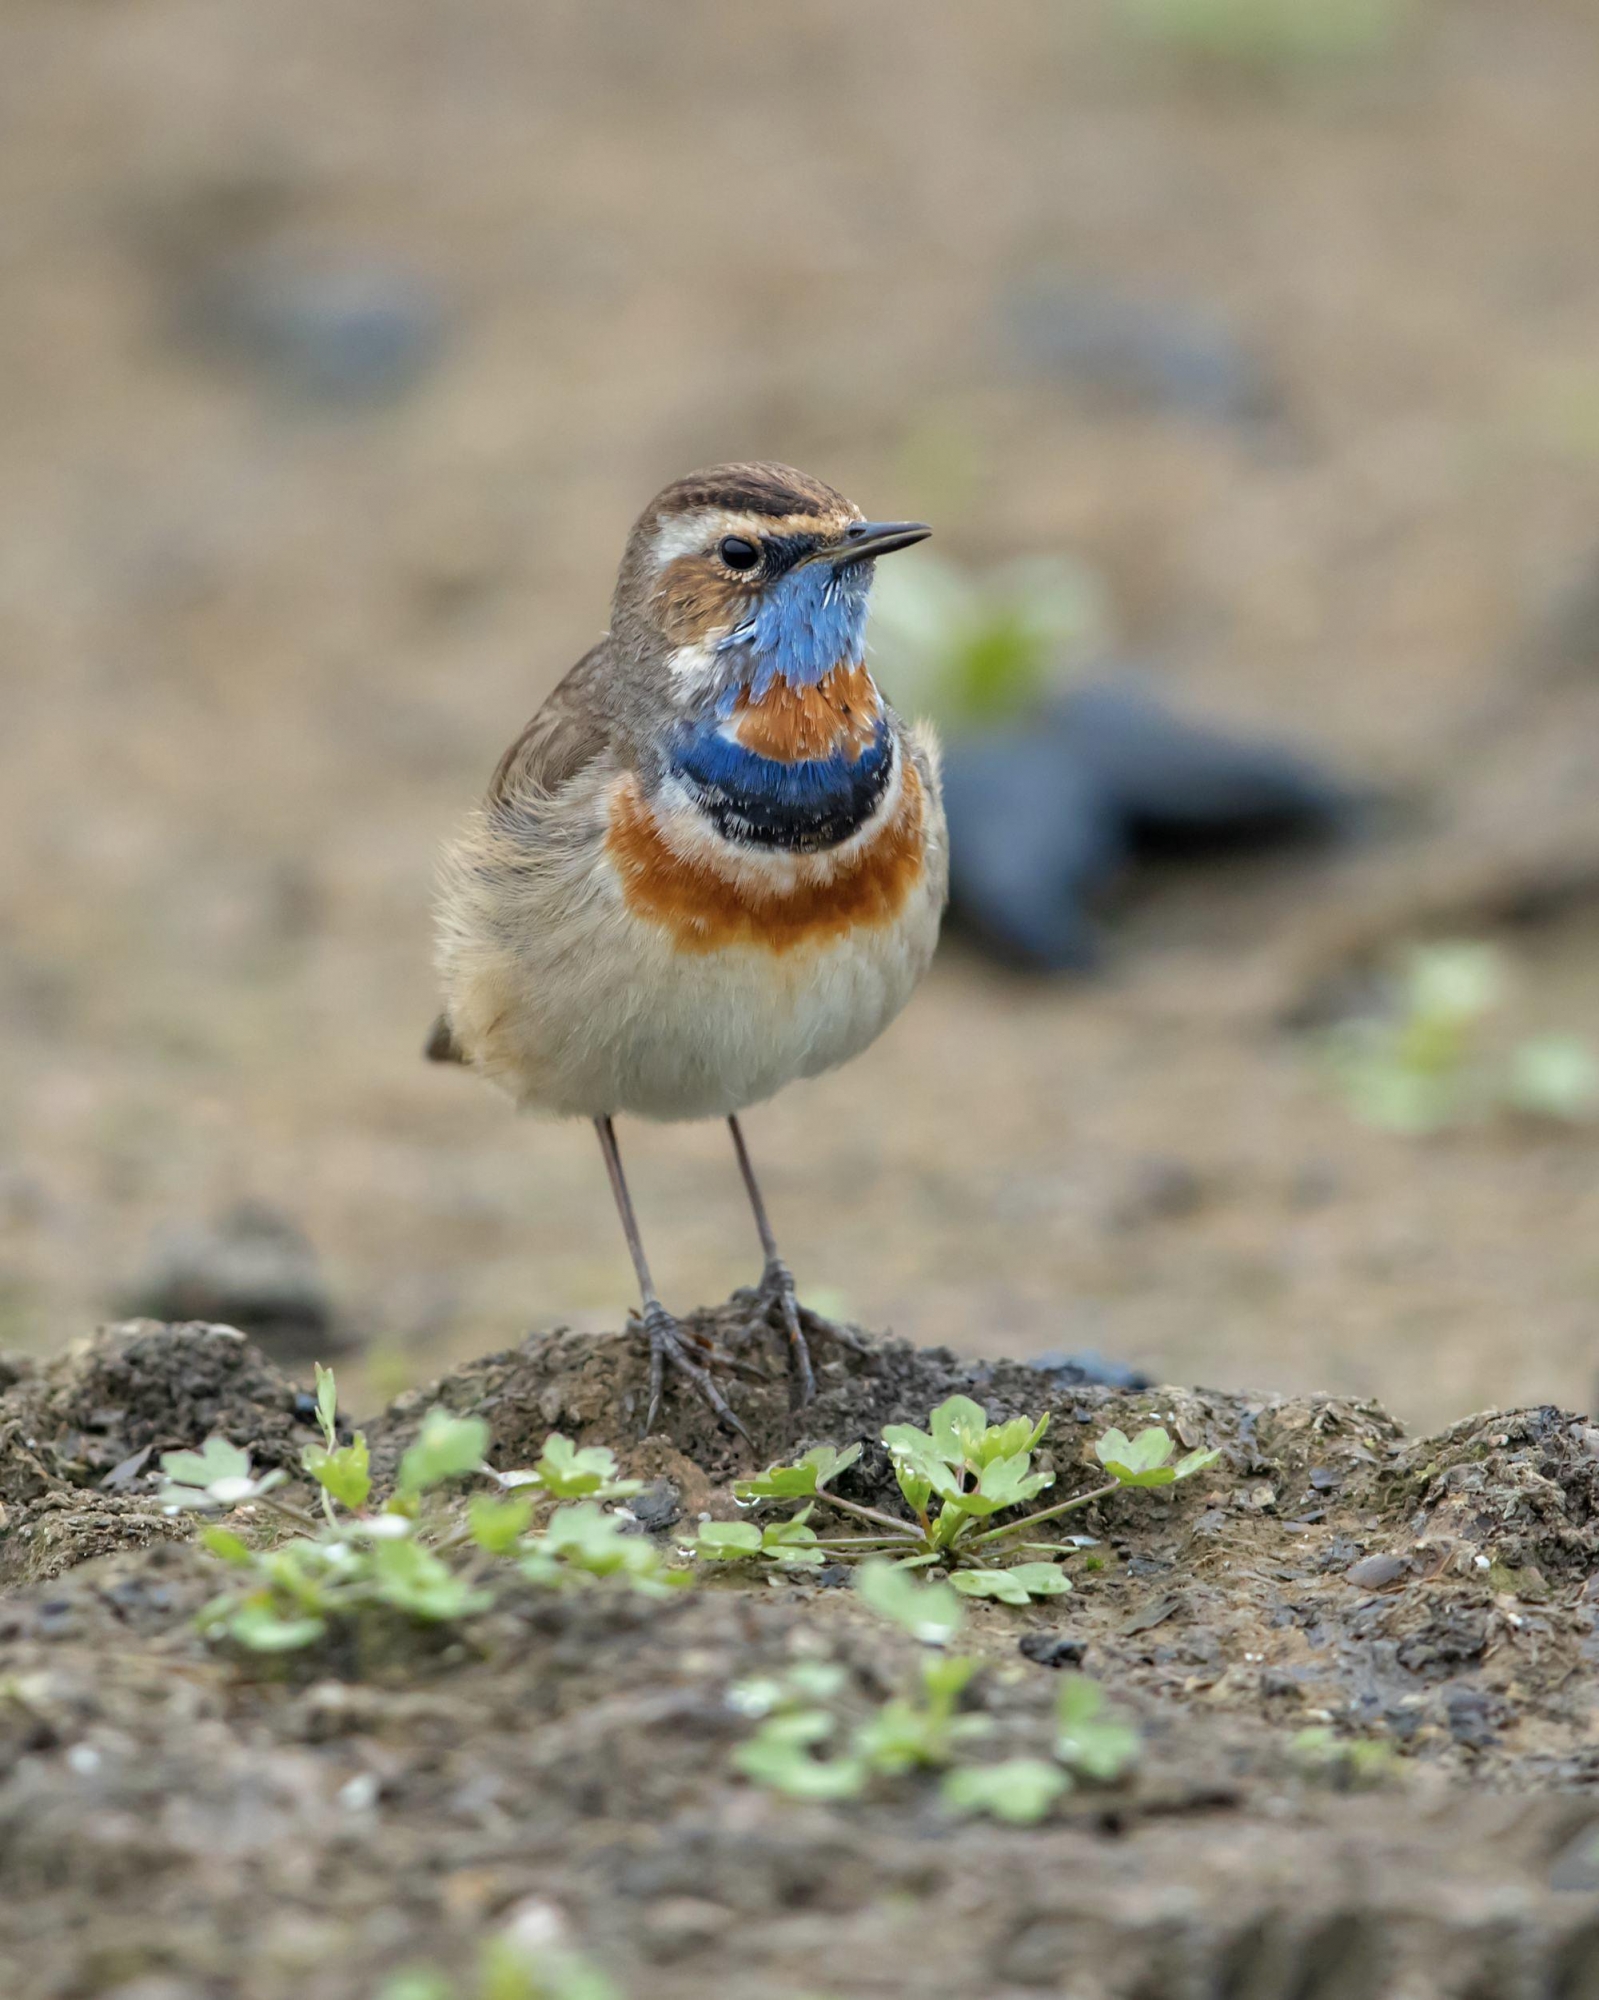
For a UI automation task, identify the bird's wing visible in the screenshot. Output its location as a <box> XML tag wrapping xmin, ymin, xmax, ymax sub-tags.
<box><xmin>487</xmin><ymin>642</ymin><xmax>615</xmax><ymax>811</ymax></box>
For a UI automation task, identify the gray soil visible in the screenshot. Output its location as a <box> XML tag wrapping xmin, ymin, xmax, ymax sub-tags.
<box><xmin>5</xmin><ymin>1315</ymin><xmax>1599</xmax><ymax>1997</ymax></box>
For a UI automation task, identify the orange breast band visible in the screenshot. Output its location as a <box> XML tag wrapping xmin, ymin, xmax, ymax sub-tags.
<box><xmin>606</xmin><ymin>760</ymin><xmax>926</xmax><ymax>956</ymax></box>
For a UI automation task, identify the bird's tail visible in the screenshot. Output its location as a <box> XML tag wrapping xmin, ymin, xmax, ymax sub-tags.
<box><xmin>423</xmin><ymin>1014</ymin><xmax>467</xmax><ymax>1064</ymax></box>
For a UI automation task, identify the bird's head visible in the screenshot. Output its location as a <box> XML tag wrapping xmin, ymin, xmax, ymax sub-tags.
<box><xmin>613</xmin><ymin>462</ymin><xmax>929</xmax><ymax>708</ymax></box>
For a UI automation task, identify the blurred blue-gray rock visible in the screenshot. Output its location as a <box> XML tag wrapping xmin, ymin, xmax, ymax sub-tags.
<box><xmin>181</xmin><ymin>251</ymin><xmax>448</xmax><ymax>407</ymax></box>
<box><xmin>121</xmin><ymin>1200</ymin><xmax>349</xmax><ymax>1364</ymax></box>
<box><xmin>943</xmin><ymin>676</ymin><xmax>1357</xmax><ymax>971</ymax></box>
<box><xmin>1009</xmin><ymin>280</ymin><xmax>1275</xmax><ymax>425</ymax></box>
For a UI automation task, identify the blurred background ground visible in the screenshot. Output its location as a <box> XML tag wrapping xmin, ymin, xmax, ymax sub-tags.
<box><xmin>4</xmin><ymin>0</ymin><xmax>1599</xmax><ymax>1431</ymax></box>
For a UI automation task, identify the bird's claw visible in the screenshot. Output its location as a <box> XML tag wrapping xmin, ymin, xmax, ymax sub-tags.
<box><xmin>753</xmin><ymin>1257</ymin><xmax>817</xmax><ymax>1408</ymax></box>
<box><xmin>640</xmin><ymin>1300</ymin><xmax>752</xmax><ymax>1443</ymax></box>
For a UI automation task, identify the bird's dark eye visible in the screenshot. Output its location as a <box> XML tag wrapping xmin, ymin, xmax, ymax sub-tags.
<box><xmin>718</xmin><ymin>536</ymin><xmax>760</xmax><ymax>572</ymax></box>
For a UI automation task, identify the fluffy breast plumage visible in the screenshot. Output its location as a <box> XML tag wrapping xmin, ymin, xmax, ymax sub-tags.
<box><xmin>435</xmin><ymin>672</ymin><xmax>946</xmax><ymax>1119</ymax></box>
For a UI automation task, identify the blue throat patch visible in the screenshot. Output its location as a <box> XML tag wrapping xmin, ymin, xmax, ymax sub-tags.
<box><xmin>668</xmin><ymin>563</ymin><xmax>888</xmax><ymax>852</ymax></box>
<box><xmin>719</xmin><ymin>560</ymin><xmax>871</xmax><ymax>695</ymax></box>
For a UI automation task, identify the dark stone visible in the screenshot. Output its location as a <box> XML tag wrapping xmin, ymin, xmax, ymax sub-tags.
<box><xmin>627</xmin><ymin>1482</ymin><xmax>682</xmax><ymax>1534</ymax></box>
<box><xmin>120</xmin><ymin>1202</ymin><xmax>345</xmax><ymax>1365</ymax></box>
<box><xmin>1018</xmin><ymin>1630</ymin><xmax>1088</xmax><ymax>1668</ymax></box>
<box><xmin>1344</xmin><ymin>1551</ymin><xmax>1411</xmax><ymax>1591</ymax></box>
<box><xmin>1057</xmin><ymin>680</ymin><xmax>1354</xmax><ymax>852</ymax></box>
<box><xmin>942</xmin><ymin>732</ymin><xmax>1118</xmax><ymax>969</ymax></box>
<box><xmin>940</xmin><ymin>676</ymin><xmax>1359</xmax><ymax>973</ymax></box>
<box><xmin>1444</xmin><ymin>1687</ymin><xmax>1511</xmax><ymax>1750</ymax></box>
<box><xmin>1026</xmin><ymin>1349</ymin><xmax>1153</xmax><ymax>1392</ymax></box>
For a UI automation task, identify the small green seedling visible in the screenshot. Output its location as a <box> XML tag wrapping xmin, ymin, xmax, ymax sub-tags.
<box><xmin>1055</xmin><ymin>1673</ymin><xmax>1141</xmax><ymax>1782</ymax></box>
<box><xmin>855</xmin><ymin>1559</ymin><xmax>965</xmax><ymax>1645</ymax></box>
<box><xmin>157</xmin><ymin>1436</ymin><xmax>286</xmax><ymax>1512</ymax></box>
<box><xmin>176</xmin><ymin>1370</ymin><xmax>680</xmax><ymax>1656</ymax></box>
<box><xmin>735</xmin><ymin>1443</ymin><xmax>861</xmax><ymax>1499</ymax></box>
<box><xmin>941</xmin><ymin>1758</ymin><xmax>1069</xmax><ymax>1825</ymax></box>
<box><xmin>866</xmin><ymin>550</ymin><xmax>1105</xmax><ymax>732</ymax></box>
<box><xmin>1291</xmin><ymin>1725</ymin><xmax>1401</xmax><ymax>1788</ymax></box>
<box><xmin>1325</xmin><ymin>941</ymin><xmax>1599</xmax><ymax>1135</ymax></box>
<box><xmin>380</xmin><ymin>1929</ymin><xmax>620</xmax><ymax>2000</ymax></box>
<box><xmin>730</xmin><ymin>1577</ymin><xmax>1143</xmax><ymax>1822</ymax></box>
<box><xmin>1116</xmin><ymin>0</ymin><xmax>1409</xmax><ymax>72</ymax></box>
<box><xmin>730</xmin><ymin>1395</ymin><xmax>1218</xmax><ymax>1594</ymax></box>
<box><xmin>1093</xmin><ymin>1426</ymin><xmax>1218</xmax><ymax>1488</ymax></box>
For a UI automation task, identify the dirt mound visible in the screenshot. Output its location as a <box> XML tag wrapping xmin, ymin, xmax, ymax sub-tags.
<box><xmin>4</xmin><ymin>1309</ymin><xmax>1599</xmax><ymax>1997</ymax></box>
<box><xmin>0</xmin><ymin>1319</ymin><xmax>316</xmax><ymax>1585</ymax></box>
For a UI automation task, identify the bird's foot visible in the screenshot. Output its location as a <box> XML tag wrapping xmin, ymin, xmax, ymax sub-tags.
<box><xmin>751</xmin><ymin>1257</ymin><xmax>818</xmax><ymax>1408</ymax></box>
<box><xmin>640</xmin><ymin>1299</ymin><xmax>752</xmax><ymax>1444</ymax></box>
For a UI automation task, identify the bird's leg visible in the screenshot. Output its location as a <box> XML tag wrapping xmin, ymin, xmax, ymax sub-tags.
<box><xmin>727</xmin><ymin>1115</ymin><xmax>816</xmax><ymax>1407</ymax></box>
<box><xmin>593</xmin><ymin>1117</ymin><xmax>750</xmax><ymax>1443</ymax></box>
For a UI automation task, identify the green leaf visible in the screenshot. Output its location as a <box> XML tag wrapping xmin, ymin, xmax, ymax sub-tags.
<box><xmin>734</xmin><ymin>1442</ymin><xmax>862</xmax><ymax>1501</ymax></box>
<box><xmin>535</xmin><ymin>1434</ymin><xmax>640</xmax><ymax>1500</ymax></box>
<box><xmin>1094</xmin><ymin>1426</ymin><xmax>1178</xmax><ymax>1487</ymax></box>
<box><xmin>733</xmin><ymin>1712</ymin><xmax>867</xmax><ymax>1800</ymax></box>
<box><xmin>375</xmin><ymin>1972</ymin><xmax>454</xmax><ymax>2000</ymax></box>
<box><xmin>1508</xmin><ymin>1034</ymin><xmax>1599</xmax><ymax>1123</ymax></box>
<box><xmin>1002</xmin><ymin>1561</ymin><xmax>1073</xmax><ymax>1598</ymax></box>
<box><xmin>920</xmin><ymin>1651</ymin><xmax>977</xmax><ymax>1711</ymax></box>
<box><xmin>894</xmin><ymin>1461</ymin><xmax>934</xmax><ymax>1515</ymax></box>
<box><xmin>952</xmin><ymin>1561</ymin><xmax>1071</xmax><ymax>1603</ymax></box>
<box><xmin>160</xmin><ymin>1437</ymin><xmax>252</xmax><ymax>1491</ymax></box>
<box><xmin>951</xmin><ymin>1568</ymin><xmax>1031</xmax><ymax>1604</ymax></box>
<box><xmin>198</xmin><ymin>1524</ymin><xmax>253</xmax><ymax>1565</ymax></box>
<box><xmin>981</xmin><ymin>1412</ymin><xmax>1050</xmax><ymax>1464</ymax></box>
<box><xmin>372</xmin><ymin>1539</ymin><xmax>493</xmax><ymax>1621</ymax></box>
<box><xmin>853</xmin><ymin>1698</ymin><xmax>947</xmax><ymax>1773</ymax></box>
<box><xmin>1055</xmin><ymin>1673</ymin><xmax>1140</xmax><ymax>1782</ymax></box>
<box><xmin>1172</xmin><ymin>1447</ymin><xmax>1221</xmax><ymax>1482</ymax></box>
<box><xmin>226</xmin><ymin>1598</ymin><xmax>326</xmax><ymax>1652</ymax></box>
<box><xmin>480</xmin><ymin>1936</ymin><xmax>622</xmax><ymax>2000</ymax></box>
<box><xmin>942</xmin><ymin>1758</ymin><xmax>1068</xmax><ymax>1824</ymax></box>
<box><xmin>695</xmin><ymin>1520</ymin><xmax>763</xmax><ymax>1559</ymax></box>
<box><xmin>927</xmin><ymin>1395</ymin><xmax>992</xmax><ymax>1462</ymax></box>
<box><xmin>785</xmin><ymin>1660</ymin><xmax>848</xmax><ymax>1702</ymax></box>
<box><xmin>303</xmin><ymin>1434</ymin><xmax>371</xmax><ymax>1511</ymax></box>
<box><xmin>882</xmin><ymin>1433</ymin><xmax>964</xmax><ymax>1504</ymax></box>
<box><xmin>762</xmin><ymin>1517</ymin><xmax>823</xmax><ymax>1566</ymax></box>
<box><xmin>313</xmin><ymin>1361</ymin><xmax>339</xmax><ymax>1448</ymax></box>
<box><xmin>971</xmin><ymin>1451</ymin><xmax>1053</xmax><ymax>1513</ymax></box>
<box><xmin>468</xmin><ymin>1491</ymin><xmax>535</xmax><ymax>1554</ymax></box>
<box><xmin>398</xmin><ymin>1408</ymin><xmax>490</xmax><ymax>1494</ymax></box>
<box><xmin>855</xmin><ymin>1558</ymin><xmax>963</xmax><ymax>1644</ymax></box>
<box><xmin>535</xmin><ymin>1503</ymin><xmax>673</xmax><ymax>1587</ymax></box>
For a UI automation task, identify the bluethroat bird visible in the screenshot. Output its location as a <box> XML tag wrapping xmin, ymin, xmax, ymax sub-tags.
<box><xmin>427</xmin><ymin>463</ymin><xmax>946</xmax><ymax>1438</ymax></box>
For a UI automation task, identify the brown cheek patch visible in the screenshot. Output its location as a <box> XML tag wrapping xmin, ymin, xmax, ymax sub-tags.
<box><xmin>653</xmin><ymin>556</ymin><xmax>749</xmax><ymax>646</ymax></box>
<box><xmin>732</xmin><ymin>664</ymin><xmax>880</xmax><ymax>763</ymax></box>
<box><xmin>606</xmin><ymin>764</ymin><xmax>926</xmax><ymax>956</ymax></box>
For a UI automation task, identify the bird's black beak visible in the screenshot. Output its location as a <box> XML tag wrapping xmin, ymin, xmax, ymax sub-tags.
<box><xmin>820</xmin><ymin>520</ymin><xmax>932</xmax><ymax>567</ymax></box>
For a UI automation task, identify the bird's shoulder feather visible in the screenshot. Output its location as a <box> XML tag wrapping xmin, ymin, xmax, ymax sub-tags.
<box><xmin>488</xmin><ymin>642</ymin><xmax>618</xmax><ymax>811</ymax></box>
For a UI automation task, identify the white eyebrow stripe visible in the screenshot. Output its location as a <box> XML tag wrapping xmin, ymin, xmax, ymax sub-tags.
<box><xmin>647</xmin><ymin>505</ymin><xmax>861</xmax><ymax>571</ymax></box>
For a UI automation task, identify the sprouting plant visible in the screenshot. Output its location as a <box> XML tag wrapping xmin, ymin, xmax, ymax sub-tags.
<box><xmin>1325</xmin><ymin>941</ymin><xmax>1599</xmax><ymax>1134</ymax></box>
<box><xmin>156</xmin><ymin>1436</ymin><xmax>288</xmax><ymax>1513</ymax></box>
<box><xmin>729</xmin><ymin>1567</ymin><xmax>1141</xmax><ymax>1823</ymax></box>
<box><xmin>1054</xmin><ymin>1672</ymin><xmax>1141</xmax><ymax>1781</ymax></box>
<box><xmin>380</xmin><ymin>1921</ymin><xmax>621</xmax><ymax>2000</ymax></box>
<box><xmin>726</xmin><ymin>1395</ymin><xmax>1217</xmax><ymax>1595</ymax></box>
<box><xmin>168</xmin><ymin>1368</ymin><xmax>679</xmax><ymax>1655</ymax></box>
<box><xmin>1290</xmin><ymin>1726</ymin><xmax>1401</xmax><ymax>1788</ymax></box>
<box><xmin>867</xmin><ymin>549</ymin><xmax>1106</xmax><ymax>732</ymax></box>
<box><xmin>940</xmin><ymin>1758</ymin><xmax>1068</xmax><ymax>1825</ymax></box>
<box><xmin>1115</xmin><ymin>0</ymin><xmax>1410</xmax><ymax>73</ymax></box>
